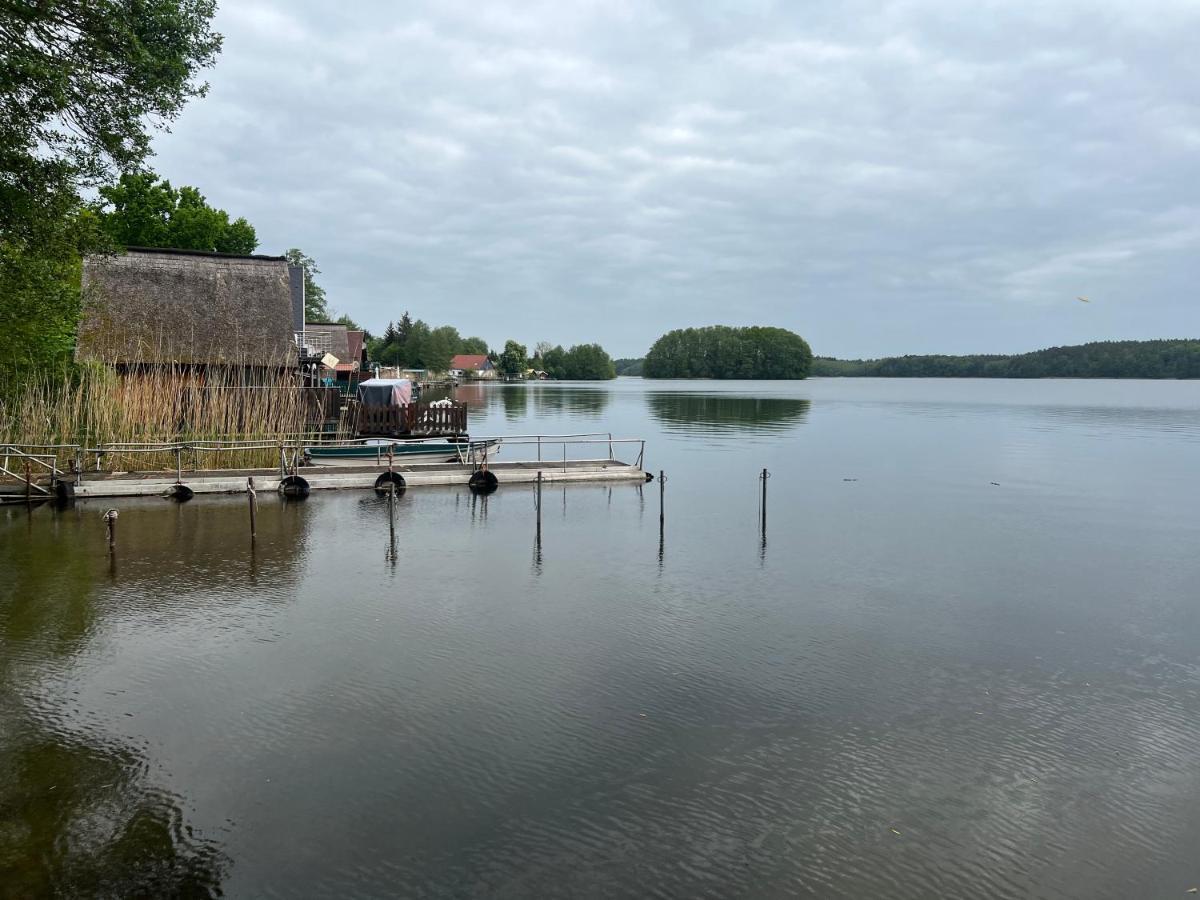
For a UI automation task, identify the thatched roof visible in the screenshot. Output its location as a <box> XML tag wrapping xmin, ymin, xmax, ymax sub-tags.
<box><xmin>77</xmin><ymin>248</ymin><xmax>299</xmax><ymax>366</ymax></box>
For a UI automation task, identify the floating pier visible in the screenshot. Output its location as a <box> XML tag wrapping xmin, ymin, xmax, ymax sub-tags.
<box><xmin>2</xmin><ymin>434</ymin><xmax>648</xmax><ymax>502</ymax></box>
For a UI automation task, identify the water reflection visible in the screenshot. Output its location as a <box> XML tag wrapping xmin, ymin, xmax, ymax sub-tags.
<box><xmin>646</xmin><ymin>392</ymin><xmax>811</xmax><ymax>433</ymax></box>
<box><xmin>453</xmin><ymin>383</ymin><xmax>612</xmax><ymax>422</ymax></box>
<box><xmin>0</xmin><ymin>504</ymin><xmax>241</xmax><ymax>896</ymax></box>
<box><xmin>499</xmin><ymin>385</ymin><xmax>528</xmax><ymax>421</ymax></box>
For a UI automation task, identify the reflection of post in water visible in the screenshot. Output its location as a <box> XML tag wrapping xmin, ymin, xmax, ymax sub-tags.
<box><xmin>471</xmin><ymin>488</ymin><xmax>489</xmax><ymax>522</ymax></box>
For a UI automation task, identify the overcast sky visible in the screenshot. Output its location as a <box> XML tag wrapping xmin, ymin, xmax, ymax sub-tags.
<box><xmin>150</xmin><ymin>0</ymin><xmax>1200</xmax><ymax>359</ymax></box>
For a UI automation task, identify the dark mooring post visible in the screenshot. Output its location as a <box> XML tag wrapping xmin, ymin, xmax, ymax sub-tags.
<box><xmin>247</xmin><ymin>477</ymin><xmax>258</xmax><ymax>540</ymax></box>
<box><xmin>388</xmin><ymin>482</ymin><xmax>396</xmax><ymax>540</ymax></box>
<box><xmin>103</xmin><ymin>508</ymin><xmax>118</xmax><ymax>551</ymax></box>
<box><xmin>659</xmin><ymin>470</ymin><xmax>665</xmax><ymax>529</ymax></box>
<box><xmin>24</xmin><ymin>459</ymin><xmax>32</xmax><ymax>505</ymax></box>
<box><xmin>760</xmin><ymin>468</ymin><xmax>769</xmax><ymax>535</ymax></box>
<box><xmin>536</xmin><ymin>470</ymin><xmax>543</xmax><ymax>543</ymax></box>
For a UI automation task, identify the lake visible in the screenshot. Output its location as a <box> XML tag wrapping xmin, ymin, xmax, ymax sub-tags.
<box><xmin>3</xmin><ymin>377</ymin><xmax>1200</xmax><ymax>898</ymax></box>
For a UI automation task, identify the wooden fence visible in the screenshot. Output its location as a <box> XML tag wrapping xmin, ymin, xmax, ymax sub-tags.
<box><xmin>355</xmin><ymin>402</ymin><xmax>467</xmax><ymax>436</ymax></box>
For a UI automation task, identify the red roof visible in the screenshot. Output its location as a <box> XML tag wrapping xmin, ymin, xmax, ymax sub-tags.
<box><xmin>450</xmin><ymin>354</ymin><xmax>490</xmax><ymax>370</ymax></box>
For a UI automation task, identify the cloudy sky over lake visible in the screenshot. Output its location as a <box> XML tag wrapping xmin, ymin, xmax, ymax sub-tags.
<box><xmin>152</xmin><ymin>0</ymin><xmax>1200</xmax><ymax>358</ymax></box>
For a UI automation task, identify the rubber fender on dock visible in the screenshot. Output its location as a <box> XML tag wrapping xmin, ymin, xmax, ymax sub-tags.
<box><xmin>374</xmin><ymin>471</ymin><xmax>407</xmax><ymax>495</ymax></box>
<box><xmin>166</xmin><ymin>483</ymin><xmax>194</xmax><ymax>502</ymax></box>
<box><xmin>54</xmin><ymin>479</ymin><xmax>76</xmax><ymax>507</ymax></box>
<box><xmin>468</xmin><ymin>470</ymin><xmax>499</xmax><ymax>494</ymax></box>
<box><xmin>280</xmin><ymin>474</ymin><xmax>311</xmax><ymax>499</ymax></box>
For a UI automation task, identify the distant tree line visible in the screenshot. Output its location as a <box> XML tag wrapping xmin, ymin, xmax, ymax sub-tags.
<box><xmin>810</xmin><ymin>340</ymin><xmax>1200</xmax><ymax>379</ymax></box>
<box><xmin>643</xmin><ymin>326</ymin><xmax>813</xmax><ymax>379</ymax></box>
<box><xmin>535</xmin><ymin>343</ymin><xmax>617</xmax><ymax>380</ymax></box>
<box><xmin>364</xmin><ymin>327</ymin><xmax>618</xmax><ymax>379</ymax></box>
<box><xmin>368</xmin><ymin>312</ymin><xmax>488</xmax><ymax>372</ymax></box>
<box><xmin>614</xmin><ymin>358</ymin><xmax>644</xmax><ymax>376</ymax></box>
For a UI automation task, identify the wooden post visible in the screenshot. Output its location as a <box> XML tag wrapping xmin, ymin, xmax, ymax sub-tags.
<box><xmin>103</xmin><ymin>508</ymin><xmax>118</xmax><ymax>550</ymax></box>
<box><xmin>536</xmin><ymin>470</ymin><xmax>543</xmax><ymax>543</ymax></box>
<box><xmin>247</xmin><ymin>477</ymin><xmax>257</xmax><ymax>540</ymax></box>
<box><xmin>388</xmin><ymin>482</ymin><xmax>395</xmax><ymax>540</ymax></box>
<box><xmin>24</xmin><ymin>458</ymin><xmax>31</xmax><ymax>505</ymax></box>
<box><xmin>760</xmin><ymin>468</ymin><xmax>768</xmax><ymax>535</ymax></box>
<box><xmin>659</xmin><ymin>470</ymin><xmax>665</xmax><ymax>529</ymax></box>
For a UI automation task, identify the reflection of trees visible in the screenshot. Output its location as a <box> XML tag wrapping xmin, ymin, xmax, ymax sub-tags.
<box><xmin>499</xmin><ymin>386</ymin><xmax>528</xmax><ymax>421</ymax></box>
<box><xmin>646</xmin><ymin>393</ymin><xmax>811</xmax><ymax>432</ymax></box>
<box><xmin>530</xmin><ymin>386</ymin><xmax>610</xmax><ymax>417</ymax></box>
<box><xmin>0</xmin><ymin>503</ymin><xmax>320</xmax><ymax>895</ymax></box>
<box><xmin>453</xmin><ymin>384</ymin><xmax>612</xmax><ymax>421</ymax></box>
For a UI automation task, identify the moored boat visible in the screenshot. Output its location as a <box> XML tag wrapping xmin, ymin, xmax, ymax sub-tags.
<box><xmin>304</xmin><ymin>438</ymin><xmax>498</xmax><ymax>464</ymax></box>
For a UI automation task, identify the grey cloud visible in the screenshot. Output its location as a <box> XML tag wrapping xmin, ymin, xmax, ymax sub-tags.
<box><xmin>151</xmin><ymin>0</ymin><xmax>1200</xmax><ymax>357</ymax></box>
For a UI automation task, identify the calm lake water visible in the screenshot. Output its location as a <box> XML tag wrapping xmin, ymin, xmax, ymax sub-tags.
<box><xmin>3</xmin><ymin>378</ymin><xmax>1200</xmax><ymax>898</ymax></box>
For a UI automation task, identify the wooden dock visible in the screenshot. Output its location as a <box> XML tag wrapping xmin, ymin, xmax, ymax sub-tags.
<box><xmin>63</xmin><ymin>458</ymin><xmax>647</xmax><ymax>499</ymax></box>
<box><xmin>2</xmin><ymin>434</ymin><xmax>649</xmax><ymax>501</ymax></box>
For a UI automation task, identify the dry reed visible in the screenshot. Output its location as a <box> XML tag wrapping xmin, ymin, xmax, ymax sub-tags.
<box><xmin>0</xmin><ymin>360</ymin><xmax>350</xmax><ymax>474</ymax></box>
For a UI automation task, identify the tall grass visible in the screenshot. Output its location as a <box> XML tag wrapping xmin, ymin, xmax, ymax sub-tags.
<box><xmin>0</xmin><ymin>362</ymin><xmax>348</xmax><ymax>474</ymax></box>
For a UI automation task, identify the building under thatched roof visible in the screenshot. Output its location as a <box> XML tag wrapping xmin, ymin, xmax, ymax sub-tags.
<box><xmin>77</xmin><ymin>247</ymin><xmax>303</xmax><ymax>368</ymax></box>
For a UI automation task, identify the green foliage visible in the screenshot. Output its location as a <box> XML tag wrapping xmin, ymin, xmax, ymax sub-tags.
<box><xmin>368</xmin><ymin>312</ymin><xmax>487</xmax><ymax>372</ymax></box>
<box><xmin>643</xmin><ymin>326</ymin><xmax>813</xmax><ymax>379</ymax></box>
<box><xmin>810</xmin><ymin>341</ymin><xmax>1200</xmax><ymax>379</ymax></box>
<box><xmin>533</xmin><ymin>343</ymin><xmax>617</xmax><ymax>380</ymax></box>
<box><xmin>460</xmin><ymin>335</ymin><xmax>489</xmax><ymax>355</ymax></box>
<box><xmin>96</xmin><ymin>173</ymin><xmax>258</xmax><ymax>254</ymax></box>
<box><xmin>614</xmin><ymin>357</ymin><xmax>644</xmax><ymax>376</ymax></box>
<box><xmin>497</xmin><ymin>340</ymin><xmax>528</xmax><ymax>377</ymax></box>
<box><xmin>0</xmin><ymin>0</ymin><xmax>222</xmax><ymax>242</ymax></box>
<box><xmin>285</xmin><ymin>248</ymin><xmax>328</xmax><ymax>322</ymax></box>
<box><xmin>0</xmin><ymin>0</ymin><xmax>221</xmax><ymax>375</ymax></box>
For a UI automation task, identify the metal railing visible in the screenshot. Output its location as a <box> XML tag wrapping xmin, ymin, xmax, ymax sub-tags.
<box><xmin>0</xmin><ymin>432</ymin><xmax>647</xmax><ymax>482</ymax></box>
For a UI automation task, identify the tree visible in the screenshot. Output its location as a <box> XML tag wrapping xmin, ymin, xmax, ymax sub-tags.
<box><xmin>285</xmin><ymin>249</ymin><xmax>328</xmax><ymax>322</ymax></box>
<box><xmin>563</xmin><ymin>343</ymin><xmax>617</xmax><ymax>380</ymax></box>
<box><xmin>541</xmin><ymin>345</ymin><xmax>567</xmax><ymax>379</ymax></box>
<box><xmin>0</xmin><ymin>0</ymin><xmax>221</xmax><ymax>374</ymax></box>
<box><xmin>96</xmin><ymin>173</ymin><xmax>258</xmax><ymax>254</ymax></box>
<box><xmin>643</xmin><ymin>326</ymin><xmax>813</xmax><ymax>379</ymax></box>
<box><xmin>497</xmin><ymin>340</ymin><xmax>528</xmax><ymax>377</ymax></box>
<box><xmin>460</xmin><ymin>336</ymin><xmax>489</xmax><ymax>355</ymax></box>
<box><xmin>0</xmin><ymin>0</ymin><xmax>221</xmax><ymax>243</ymax></box>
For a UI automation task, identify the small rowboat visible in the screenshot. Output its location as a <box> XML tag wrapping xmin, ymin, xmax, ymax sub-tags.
<box><xmin>304</xmin><ymin>438</ymin><xmax>498</xmax><ymax>464</ymax></box>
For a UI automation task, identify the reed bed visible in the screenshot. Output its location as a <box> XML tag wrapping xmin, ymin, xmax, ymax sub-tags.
<box><xmin>0</xmin><ymin>362</ymin><xmax>350</xmax><ymax>474</ymax></box>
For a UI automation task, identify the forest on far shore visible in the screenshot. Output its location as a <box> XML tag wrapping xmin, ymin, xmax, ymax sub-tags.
<box><xmin>615</xmin><ymin>339</ymin><xmax>1200</xmax><ymax>379</ymax></box>
<box><xmin>810</xmin><ymin>340</ymin><xmax>1200</xmax><ymax>379</ymax></box>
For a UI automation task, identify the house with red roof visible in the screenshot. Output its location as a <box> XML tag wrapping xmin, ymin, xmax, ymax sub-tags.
<box><xmin>449</xmin><ymin>353</ymin><xmax>497</xmax><ymax>380</ymax></box>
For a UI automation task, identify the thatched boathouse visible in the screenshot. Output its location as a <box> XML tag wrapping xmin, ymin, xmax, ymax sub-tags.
<box><xmin>77</xmin><ymin>247</ymin><xmax>304</xmax><ymax>371</ymax></box>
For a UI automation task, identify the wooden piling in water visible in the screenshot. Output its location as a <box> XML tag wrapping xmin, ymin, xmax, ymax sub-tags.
<box><xmin>247</xmin><ymin>477</ymin><xmax>258</xmax><ymax>540</ymax></box>
<box><xmin>103</xmin><ymin>508</ymin><xmax>118</xmax><ymax>550</ymax></box>
<box><xmin>760</xmin><ymin>468</ymin><xmax>768</xmax><ymax>535</ymax></box>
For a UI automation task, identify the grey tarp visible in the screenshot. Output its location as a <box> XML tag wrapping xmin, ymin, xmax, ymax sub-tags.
<box><xmin>356</xmin><ymin>378</ymin><xmax>413</xmax><ymax>408</ymax></box>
